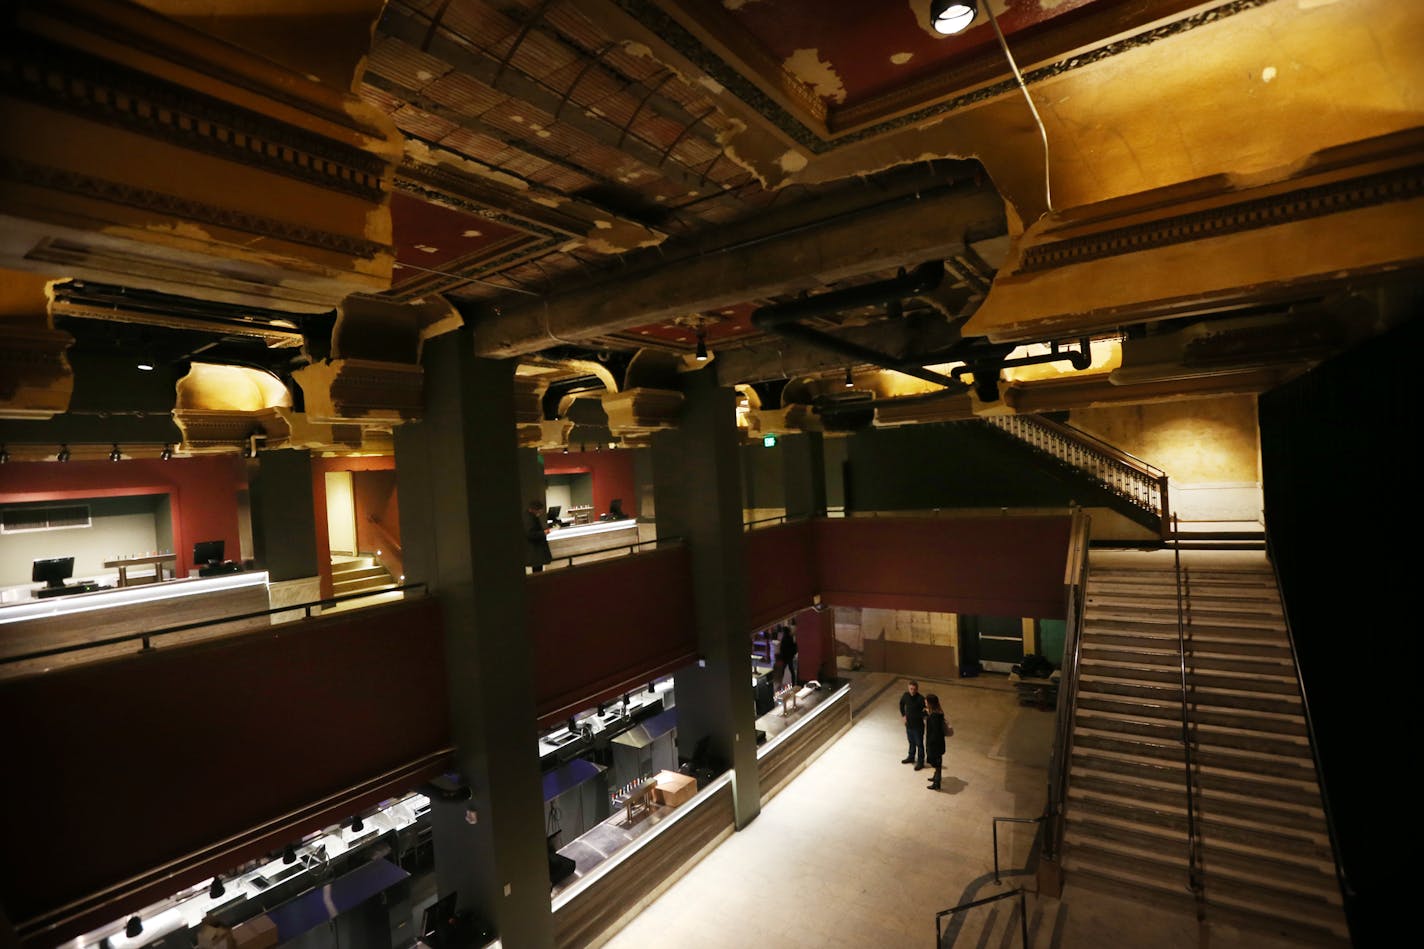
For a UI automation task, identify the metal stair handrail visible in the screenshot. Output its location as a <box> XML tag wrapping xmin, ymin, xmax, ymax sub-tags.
<box><xmin>1043</xmin><ymin>506</ymin><xmax>1091</xmax><ymax>866</ymax></box>
<box><xmin>984</xmin><ymin>413</ymin><xmax>1171</xmax><ymax>536</ymax></box>
<box><xmin>1171</xmin><ymin>514</ymin><xmax>1206</xmax><ymax>916</ymax></box>
<box><xmin>935</xmin><ymin>888</ymin><xmax>1029</xmax><ymax>948</ymax></box>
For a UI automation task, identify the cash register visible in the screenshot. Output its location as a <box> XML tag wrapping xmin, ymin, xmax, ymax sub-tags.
<box><xmin>194</xmin><ymin>539</ymin><xmax>242</xmax><ymax>577</ymax></box>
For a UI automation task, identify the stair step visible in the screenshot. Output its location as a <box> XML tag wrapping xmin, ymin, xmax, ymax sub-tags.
<box><xmin>1077</xmin><ymin>659</ymin><xmax>1300</xmax><ymax>694</ymax></box>
<box><xmin>1085</xmin><ymin>618</ymin><xmax>1289</xmax><ymax>643</ymax></box>
<box><xmin>331</xmin><ymin>564</ymin><xmax>386</xmax><ymax>581</ymax></box>
<box><xmin>1080</xmin><ymin>643</ymin><xmax>1296</xmax><ymax>676</ymax></box>
<box><xmin>1066</xmin><ymin>786</ymin><xmax>1331</xmax><ymax>858</ymax></box>
<box><xmin>1068</xmin><ymin>766</ymin><xmax>1325</xmax><ymax>831</ymax></box>
<box><xmin>1087</xmin><ymin>630</ymin><xmax>1293</xmax><ymax>658</ymax></box>
<box><xmin>1075</xmin><ymin>695</ymin><xmax>1307</xmax><ymax>736</ymax></box>
<box><xmin>1083</xmin><ymin>609</ymin><xmax>1285</xmax><ymax>634</ymax></box>
<box><xmin>1061</xmin><ymin>853</ymin><xmax>1350</xmax><ymax>945</ymax></box>
<box><xmin>1070</xmin><ymin>746</ymin><xmax>1323</xmax><ymax>807</ymax></box>
<box><xmin>1086</xmin><ymin>594</ymin><xmax>1282</xmax><ymax>621</ymax></box>
<box><xmin>1072</xmin><ymin>728</ymin><xmax>1319</xmax><ymax>782</ymax></box>
<box><xmin>1076</xmin><ymin>676</ymin><xmax>1303</xmax><ymax>715</ymax></box>
<box><xmin>1074</xmin><ymin>708</ymin><xmax>1312</xmax><ymax>756</ymax></box>
<box><xmin>333</xmin><ymin>577</ymin><xmax>397</xmax><ymax>596</ymax></box>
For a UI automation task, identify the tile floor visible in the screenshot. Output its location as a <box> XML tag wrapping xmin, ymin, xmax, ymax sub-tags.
<box><xmin>599</xmin><ymin>669</ymin><xmax>1315</xmax><ymax>949</ymax></box>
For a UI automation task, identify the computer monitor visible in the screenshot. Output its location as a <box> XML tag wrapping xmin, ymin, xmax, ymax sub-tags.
<box><xmin>193</xmin><ymin>539</ymin><xmax>225</xmax><ymax>566</ymax></box>
<box><xmin>32</xmin><ymin>556</ymin><xmax>75</xmax><ymax>589</ymax></box>
<box><xmin>545</xmin><ymin>505</ymin><xmax>562</xmax><ymax>524</ymax></box>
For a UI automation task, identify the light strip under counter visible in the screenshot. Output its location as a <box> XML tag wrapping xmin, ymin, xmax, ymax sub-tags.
<box><xmin>0</xmin><ymin>572</ymin><xmax>269</xmax><ymax>626</ymax></box>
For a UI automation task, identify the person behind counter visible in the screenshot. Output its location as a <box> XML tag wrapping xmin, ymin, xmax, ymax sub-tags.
<box><xmin>526</xmin><ymin>500</ymin><xmax>553</xmax><ymax>573</ymax></box>
<box><xmin>600</xmin><ymin>497</ymin><xmax>629</xmax><ymax>521</ymax></box>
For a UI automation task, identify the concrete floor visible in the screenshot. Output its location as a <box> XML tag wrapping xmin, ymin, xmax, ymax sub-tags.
<box><xmin>600</xmin><ymin>669</ymin><xmax>1313</xmax><ymax>949</ymax></box>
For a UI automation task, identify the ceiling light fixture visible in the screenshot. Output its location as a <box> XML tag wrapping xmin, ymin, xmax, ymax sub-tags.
<box><xmin>109</xmin><ymin>444</ymin><xmax>122</xmax><ymax>462</ymax></box>
<box><xmin>0</xmin><ymin>445</ymin><xmax>8</xmax><ymax>464</ymax></box>
<box><xmin>931</xmin><ymin>0</ymin><xmax>1053</xmax><ymax>212</ymax></box>
<box><xmin>844</xmin><ymin>367</ymin><xmax>854</xmax><ymax>388</ymax></box>
<box><xmin>57</xmin><ymin>444</ymin><xmax>70</xmax><ymax>463</ymax></box>
<box><xmin>283</xmin><ymin>844</ymin><xmax>297</xmax><ymax>865</ymax></box>
<box><xmin>930</xmin><ymin>0</ymin><xmax>977</xmax><ymax>34</ymax></box>
<box><xmin>209</xmin><ymin>877</ymin><xmax>225</xmax><ymax>900</ymax></box>
<box><xmin>136</xmin><ymin>353</ymin><xmax>155</xmax><ymax>372</ymax></box>
<box><xmin>125</xmin><ymin>917</ymin><xmax>143</xmax><ymax>938</ymax></box>
<box><xmin>160</xmin><ymin>444</ymin><xmax>174</xmax><ymax>461</ymax></box>
<box><xmin>351</xmin><ymin>815</ymin><xmax>364</xmax><ymax>833</ymax></box>
<box><xmin>695</xmin><ymin>328</ymin><xmax>708</xmax><ymax>361</ymax></box>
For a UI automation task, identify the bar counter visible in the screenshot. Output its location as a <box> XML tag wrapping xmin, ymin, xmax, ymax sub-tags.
<box><xmin>0</xmin><ymin>571</ymin><xmax>271</xmax><ymax>675</ymax></box>
<box><xmin>545</xmin><ymin>518</ymin><xmax>640</xmax><ymax>560</ymax></box>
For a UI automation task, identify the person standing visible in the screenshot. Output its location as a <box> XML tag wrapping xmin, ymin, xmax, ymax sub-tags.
<box><xmin>924</xmin><ymin>693</ymin><xmax>948</xmax><ymax>790</ymax></box>
<box><xmin>776</xmin><ymin>624</ymin><xmax>798</xmax><ymax>687</ymax></box>
<box><xmin>899</xmin><ymin>680</ymin><xmax>926</xmax><ymax>769</ymax></box>
<box><xmin>525</xmin><ymin>500</ymin><xmax>552</xmax><ymax>573</ymax></box>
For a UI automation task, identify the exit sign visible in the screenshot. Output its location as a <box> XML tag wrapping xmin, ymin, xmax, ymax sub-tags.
<box><xmin>762</xmin><ymin>433</ymin><xmax>778</xmax><ymax>447</ymax></box>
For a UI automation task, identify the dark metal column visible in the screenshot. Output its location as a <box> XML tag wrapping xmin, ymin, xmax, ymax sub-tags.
<box><xmin>781</xmin><ymin>432</ymin><xmax>827</xmax><ymax>520</ymax></box>
<box><xmin>653</xmin><ymin>369</ymin><xmax>761</xmax><ymax>827</ymax></box>
<box><xmin>394</xmin><ymin>327</ymin><xmax>552</xmax><ymax>947</ymax></box>
<box><xmin>248</xmin><ymin>448</ymin><xmax>319</xmax><ymax>581</ymax></box>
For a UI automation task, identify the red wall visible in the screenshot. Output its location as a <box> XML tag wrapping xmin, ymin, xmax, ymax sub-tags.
<box><xmin>812</xmin><ymin>516</ymin><xmax>1072</xmax><ymax>619</ymax></box>
<box><xmin>0</xmin><ymin>456</ymin><xmax>245</xmax><ymax>577</ymax></box>
<box><xmin>353</xmin><ymin>470</ymin><xmax>400</xmax><ymax>554</ymax></box>
<box><xmin>743</xmin><ymin>520</ymin><xmax>817</xmax><ymax>629</ymax></box>
<box><xmin>791</xmin><ymin>606</ymin><xmax>834</xmax><ymax>683</ymax></box>
<box><xmin>310</xmin><ymin>455</ymin><xmax>396</xmax><ymax>598</ymax></box>
<box><xmin>526</xmin><ymin>546</ymin><xmax>697</xmax><ymax>727</ymax></box>
<box><xmin>0</xmin><ymin>597</ymin><xmax>450</xmax><ymax>947</ymax></box>
<box><xmin>543</xmin><ymin>447</ymin><xmax>637</xmax><ymax>519</ymax></box>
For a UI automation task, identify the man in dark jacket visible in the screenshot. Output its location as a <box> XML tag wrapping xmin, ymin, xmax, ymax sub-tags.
<box><xmin>525</xmin><ymin>501</ymin><xmax>552</xmax><ymax>572</ymax></box>
<box><xmin>899</xmin><ymin>680</ymin><xmax>927</xmax><ymax>769</ymax></box>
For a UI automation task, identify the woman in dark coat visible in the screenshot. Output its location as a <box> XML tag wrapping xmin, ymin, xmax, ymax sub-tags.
<box><xmin>924</xmin><ymin>693</ymin><xmax>948</xmax><ymax>791</ymax></box>
<box><xmin>776</xmin><ymin>625</ymin><xmax>798</xmax><ymax>687</ymax></box>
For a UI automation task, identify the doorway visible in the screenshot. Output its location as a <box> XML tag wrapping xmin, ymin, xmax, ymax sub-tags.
<box><xmin>324</xmin><ymin>471</ymin><xmax>357</xmax><ymax>556</ymax></box>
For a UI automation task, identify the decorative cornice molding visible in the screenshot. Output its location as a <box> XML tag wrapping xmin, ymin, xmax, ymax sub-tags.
<box><xmin>1019</xmin><ymin>164</ymin><xmax>1424</xmax><ymax>274</ymax></box>
<box><xmin>0</xmin><ymin>38</ymin><xmax>389</xmax><ymax>200</ymax></box>
<box><xmin>0</xmin><ymin>158</ymin><xmax>387</xmax><ymax>260</ymax></box>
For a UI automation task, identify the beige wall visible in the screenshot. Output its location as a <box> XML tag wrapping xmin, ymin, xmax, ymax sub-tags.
<box><xmin>1067</xmin><ymin>394</ymin><xmax>1260</xmax><ymax>483</ymax></box>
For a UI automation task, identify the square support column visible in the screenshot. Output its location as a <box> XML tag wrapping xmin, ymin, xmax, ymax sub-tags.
<box><xmin>394</xmin><ymin>328</ymin><xmax>552</xmax><ymax>947</ymax></box>
<box><xmin>781</xmin><ymin>432</ymin><xmax>827</xmax><ymax>520</ymax></box>
<box><xmin>653</xmin><ymin>369</ymin><xmax>760</xmax><ymax>827</ymax></box>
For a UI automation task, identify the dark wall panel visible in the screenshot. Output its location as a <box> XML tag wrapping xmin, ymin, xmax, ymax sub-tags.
<box><xmin>528</xmin><ymin>546</ymin><xmax>698</xmax><ymax>726</ymax></box>
<box><xmin>1259</xmin><ymin>312</ymin><xmax>1419</xmax><ymax>947</ymax></box>
<box><xmin>0</xmin><ymin>598</ymin><xmax>451</xmax><ymax>945</ymax></box>
<box><xmin>814</xmin><ymin>516</ymin><xmax>1070</xmax><ymax>619</ymax></box>
<box><xmin>845</xmin><ymin>422</ymin><xmax>1095</xmax><ymax>512</ymax></box>
<box><xmin>743</xmin><ymin>520</ymin><xmax>817</xmax><ymax>629</ymax></box>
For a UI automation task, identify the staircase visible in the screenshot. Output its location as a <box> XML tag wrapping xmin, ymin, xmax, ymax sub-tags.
<box><xmin>331</xmin><ymin>556</ymin><xmax>397</xmax><ymax>599</ymax></box>
<box><xmin>1061</xmin><ymin>550</ymin><xmax>1348</xmax><ymax>945</ymax></box>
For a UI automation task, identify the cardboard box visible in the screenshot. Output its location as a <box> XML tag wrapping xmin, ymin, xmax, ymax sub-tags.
<box><xmin>652</xmin><ymin>770</ymin><xmax>697</xmax><ymax>807</ymax></box>
<box><xmin>231</xmin><ymin>915</ymin><xmax>278</xmax><ymax>949</ymax></box>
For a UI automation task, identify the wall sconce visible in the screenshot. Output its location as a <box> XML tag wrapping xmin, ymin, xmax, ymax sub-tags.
<box><xmin>57</xmin><ymin>444</ymin><xmax>71</xmax><ymax>463</ymax></box>
<box><xmin>109</xmin><ymin>444</ymin><xmax>122</xmax><ymax>462</ymax></box>
<box><xmin>160</xmin><ymin>444</ymin><xmax>174</xmax><ymax>461</ymax></box>
<box><xmin>0</xmin><ymin>445</ymin><xmax>8</xmax><ymax>464</ymax></box>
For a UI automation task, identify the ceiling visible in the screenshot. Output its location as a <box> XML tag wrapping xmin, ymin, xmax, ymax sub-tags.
<box><xmin>1</xmin><ymin>0</ymin><xmax>1420</xmax><ymax>453</ymax></box>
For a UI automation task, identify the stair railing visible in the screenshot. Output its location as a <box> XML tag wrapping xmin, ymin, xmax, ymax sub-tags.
<box><xmin>991</xmin><ymin>815</ymin><xmax>1046</xmax><ymax>885</ymax></box>
<box><xmin>1171</xmin><ymin>514</ymin><xmax>1206</xmax><ymax>915</ymax></box>
<box><xmin>1042</xmin><ymin>505</ymin><xmax>1091</xmax><ymax>869</ymax></box>
<box><xmin>935</xmin><ymin>888</ymin><xmax>1029</xmax><ymax>949</ymax></box>
<box><xmin>983</xmin><ymin>414</ymin><xmax>1171</xmax><ymax>537</ymax></box>
<box><xmin>365</xmin><ymin>515</ymin><xmax>404</xmax><ymax>584</ymax></box>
